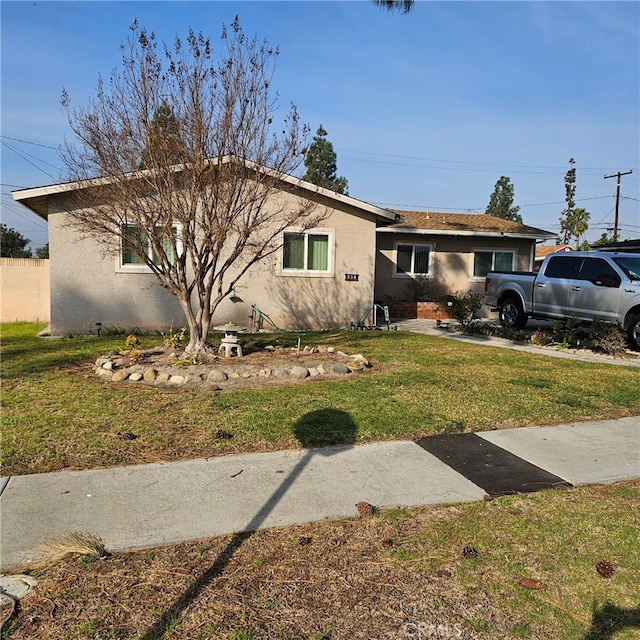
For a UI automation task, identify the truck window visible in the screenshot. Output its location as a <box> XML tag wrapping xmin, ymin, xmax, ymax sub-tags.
<box><xmin>543</xmin><ymin>255</ymin><xmax>583</xmax><ymax>279</ymax></box>
<box><xmin>613</xmin><ymin>257</ymin><xmax>640</xmax><ymax>280</ymax></box>
<box><xmin>578</xmin><ymin>258</ymin><xmax>621</xmax><ymax>287</ymax></box>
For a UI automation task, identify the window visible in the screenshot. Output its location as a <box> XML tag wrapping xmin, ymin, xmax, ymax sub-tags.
<box><xmin>282</xmin><ymin>231</ymin><xmax>330</xmax><ymax>272</ymax></box>
<box><xmin>579</xmin><ymin>258</ymin><xmax>621</xmax><ymax>287</ymax></box>
<box><xmin>473</xmin><ymin>250</ymin><xmax>514</xmax><ymax>278</ymax></box>
<box><xmin>395</xmin><ymin>243</ymin><xmax>431</xmax><ymax>276</ymax></box>
<box><xmin>121</xmin><ymin>224</ymin><xmax>178</xmax><ymax>268</ymax></box>
<box><xmin>543</xmin><ymin>255</ymin><xmax>582</xmax><ymax>279</ymax></box>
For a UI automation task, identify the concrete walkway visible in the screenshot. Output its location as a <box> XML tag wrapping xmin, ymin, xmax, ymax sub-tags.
<box><xmin>1</xmin><ymin>417</ymin><xmax>638</xmax><ymax>572</ymax></box>
<box><xmin>392</xmin><ymin>318</ymin><xmax>640</xmax><ymax>367</ymax></box>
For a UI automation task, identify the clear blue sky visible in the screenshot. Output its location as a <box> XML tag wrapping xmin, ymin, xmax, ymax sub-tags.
<box><xmin>2</xmin><ymin>0</ymin><xmax>639</xmax><ymax>251</ymax></box>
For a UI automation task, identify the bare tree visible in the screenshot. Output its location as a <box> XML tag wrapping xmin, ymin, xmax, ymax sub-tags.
<box><xmin>60</xmin><ymin>18</ymin><xmax>325</xmax><ymax>355</ymax></box>
<box><xmin>373</xmin><ymin>0</ymin><xmax>414</xmax><ymax>13</ymax></box>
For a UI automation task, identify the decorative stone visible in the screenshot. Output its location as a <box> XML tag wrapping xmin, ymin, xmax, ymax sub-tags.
<box><xmin>327</xmin><ymin>347</ymin><xmax>336</xmax><ymax>354</ymax></box>
<box><xmin>111</xmin><ymin>370</ymin><xmax>129</xmax><ymax>382</ymax></box>
<box><xmin>308</xmin><ymin>367</ymin><xmax>319</xmax><ymax>377</ymax></box>
<box><xmin>207</xmin><ymin>370</ymin><xmax>228</xmax><ymax>382</ymax></box>
<box><xmin>156</xmin><ymin>373</ymin><xmax>171</xmax><ymax>383</ymax></box>
<box><xmin>331</xmin><ymin>364</ymin><xmax>351</xmax><ymax>375</ymax></box>
<box><xmin>258</xmin><ymin>368</ymin><xmax>272</xmax><ymax>377</ymax></box>
<box><xmin>143</xmin><ymin>368</ymin><xmax>158</xmax><ymax>382</ymax></box>
<box><xmin>241</xmin><ymin>371</ymin><xmax>252</xmax><ymax>378</ymax></box>
<box><xmin>129</xmin><ymin>372</ymin><xmax>143</xmax><ymax>382</ymax></box>
<box><xmin>346</xmin><ymin>362</ymin><xmax>364</xmax><ymax>372</ymax></box>
<box><xmin>102</xmin><ymin>361</ymin><xmax>114</xmax><ymax>371</ymax></box>
<box><xmin>169</xmin><ymin>375</ymin><xmax>185</xmax><ymax>384</ymax></box>
<box><xmin>229</xmin><ymin>372</ymin><xmax>240</xmax><ymax>379</ymax></box>
<box><xmin>317</xmin><ymin>364</ymin><xmax>327</xmax><ymax>375</ymax></box>
<box><xmin>290</xmin><ymin>366</ymin><xmax>309</xmax><ymax>379</ymax></box>
<box><xmin>96</xmin><ymin>368</ymin><xmax>112</xmax><ymax>379</ymax></box>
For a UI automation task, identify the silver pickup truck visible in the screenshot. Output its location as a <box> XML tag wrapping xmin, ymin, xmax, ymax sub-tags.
<box><xmin>483</xmin><ymin>251</ymin><xmax>640</xmax><ymax>349</ymax></box>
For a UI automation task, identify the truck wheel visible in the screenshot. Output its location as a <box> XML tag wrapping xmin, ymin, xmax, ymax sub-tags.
<box><xmin>499</xmin><ymin>297</ymin><xmax>527</xmax><ymax>329</ymax></box>
<box><xmin>627</xmin><ymin>314</ymin><xmax>640</xmax><ymax>351</ymax></box>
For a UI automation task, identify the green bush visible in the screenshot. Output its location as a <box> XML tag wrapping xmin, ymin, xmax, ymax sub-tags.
<box><xmin>438</xmin><ymin>290</ymin><xmax>483</xmax><ymax>326</ymax></box>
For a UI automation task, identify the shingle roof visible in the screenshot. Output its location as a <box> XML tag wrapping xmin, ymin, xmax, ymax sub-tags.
<box><xmin>384</xmin><ymin>211</ymin><xmax>555</xmax><ymax>238</ymax></box>
<box><xmin>535</xmin><ymin>244</ymin><xmax>573</xmax><ymax>259</ymax></box>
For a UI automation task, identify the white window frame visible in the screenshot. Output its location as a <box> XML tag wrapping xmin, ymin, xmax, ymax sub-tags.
<box><xmin>280</xmin><ymin>228</ymin><xmax>333</xmax><ymax>277</ymax></box>
<box><xmin>472</xmin><ymin>249</ymin><xmax>516</xmax><ymax>279</ymax></box>
<box><xmin>393</xmin><ymin>242</ymin><xmax>433</xmax><ymax>278</ymax></box>
<box><xmin>118</xmin><ymin>223</ymin><xmax>181</xmax><ymax>272</ymax></box>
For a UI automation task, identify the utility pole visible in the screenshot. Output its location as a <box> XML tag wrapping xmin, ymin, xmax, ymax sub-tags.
<box><xmin>604</xmin><ymin>170</ymin><xmax>633</xmax><ymax>237</ymax></box>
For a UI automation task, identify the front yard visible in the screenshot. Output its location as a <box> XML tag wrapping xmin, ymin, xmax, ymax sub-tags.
<box><xmin>2</xmin><ymin>322</ymin><xmax>639</xmax><ymax>476</ymax></box>
<box><xmin>1</xmin><ymin>322</ymin><xmax>639</xmax><ymax>639</ymax></box>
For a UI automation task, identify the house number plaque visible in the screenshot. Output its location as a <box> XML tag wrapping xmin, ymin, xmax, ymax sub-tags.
<box><xmin>344</xmin><ymin>274</ymin><xmax>359</xmax><ymax>281</ymax></box>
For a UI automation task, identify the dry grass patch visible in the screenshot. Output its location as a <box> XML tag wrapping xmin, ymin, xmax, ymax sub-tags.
<box><xmin>4</xmin><ymin>482</ymin><xmax>639</xmax><ymax>639</ymax></box>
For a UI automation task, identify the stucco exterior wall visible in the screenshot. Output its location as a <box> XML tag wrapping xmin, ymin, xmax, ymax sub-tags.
<box><xmin>1</xmin><ymin>258</ymin><xmax>50</xmax><ymax>323</ymax></box>
<box><xmin>46</xmin><ymin>194</ymin><xmax>379</xmax><ymax>335</ymax></box>
<box><xmin>374</xmin><ymin>233</ymin><xmax>535</xmax><ymax>304</ymax></box>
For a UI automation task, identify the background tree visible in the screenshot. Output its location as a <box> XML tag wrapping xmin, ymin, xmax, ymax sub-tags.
<box><xmin>590</xmin><ymin>231</ymin><xmax>619</xmax><ymax>249</ymax></box>
<box><xmin>302</xmin><ymin>125</ymin><xmax>349</xmax><ymax>195</ymax></box>
<box><xmin>35</xmin><ymin>243</ymin><xmax>50</xmax><ymax>259</ymax></box>
<box><xmin>60</xmin><ymin>18</ymin><xmax>324</xmax><ymax>355</ymax></box>
<box><xmin>373</xmin><ymin>0</ymin><xmax>414</xmax><ymax>13</ymax></box>
<box><xmin>559</xmin><ymin>157</ymin><xmax>577</xmax><ymax>244</ymax></box>
<box><xmin>1</xmin><ymin>224</ymin><xmax>32</xmax><ymax>257</ymax></box>
<box><xmin>485</xmin><ymin>176</ymin><xmax>522</xmax><ymax>223</ymax></box>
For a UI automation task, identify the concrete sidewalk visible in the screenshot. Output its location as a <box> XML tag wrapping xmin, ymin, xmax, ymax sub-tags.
<box><xmin>1</xmin><ymin>417</ymin><xmax>638</xmax><ymax>573</ymax></box>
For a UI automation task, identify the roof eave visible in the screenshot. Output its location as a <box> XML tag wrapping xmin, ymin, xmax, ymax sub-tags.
<box><xmin>377</xmin><ymin>227</ymin><xmax>557</xmax><ymax>240</ymax></box>
<box><xmin>12</xmin><ymin>155</ymin><xmax>399</xmax><ymax>223</ymax></box>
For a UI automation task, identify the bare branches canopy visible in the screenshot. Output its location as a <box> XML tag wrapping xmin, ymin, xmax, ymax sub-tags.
<box><xmin>59</xmin><ymin>18</ymin><xmax>323</xmax><ymax>354</ymax></box>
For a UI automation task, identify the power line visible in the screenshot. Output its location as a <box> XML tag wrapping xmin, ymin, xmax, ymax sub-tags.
<box><xmin>1</xmin><ymin>140</ymin><xmax>58</xmax><ymax>181</ymax></box>
<box><xmin>0</xmin><ymin>135</ymin><xmax>59</xmax><ymax>150</ymax></box>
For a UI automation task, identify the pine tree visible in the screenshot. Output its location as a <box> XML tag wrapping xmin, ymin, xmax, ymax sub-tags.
<box><xmin>303</xmin><ymin>125</ymin><xmax>348</xmax><ymax>195</ymax></box>
<box><xmin>485</xmin><ymin>176</ymin><xmax>522</xmax><ymax>223</ymax></box>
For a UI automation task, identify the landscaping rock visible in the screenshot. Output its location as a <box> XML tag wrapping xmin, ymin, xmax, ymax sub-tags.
<box><xmin>143</xmin><ymin>368</ymin><xmax>158</xmax><ymax>382</ymax></box>
<box><xmin>332</xmin><ymin>364</ymin><xmax>351</xmax><ymax>375</ymax></box>
<box><xmin>290</xmin><ymin>366</ymin><xmax>309</xmax><ymax>379</ymax></box>
<box><xmin>129</xmin><ymin>372</ymin><xmax>143</xmax><ymax>382</ymax></box>
<box><xmin>111</xmin><ymin>370</ymin><xmax>129</xmax><ymax>382</ymax></box>
<box><xmin>207</xmin><ymin>369</ymin><xmax>228</xmax><ymax>382</ymax></box>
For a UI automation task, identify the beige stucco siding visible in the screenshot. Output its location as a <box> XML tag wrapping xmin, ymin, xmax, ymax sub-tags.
<box><xmin>46</xmin><ymin>194</ymin><xmax>379</xmax><ymax>335</ymax></box>
<box><xmin>375</xmin><ymin>233</ymin><xmax>535</xmax><ymax>302</ymax></box>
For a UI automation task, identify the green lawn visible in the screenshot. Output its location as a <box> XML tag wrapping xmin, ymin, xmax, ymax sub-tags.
<box><xmin>2</xmin><ymin>322</ymin><xmax>639</xmax><ymax>640</ymax></box>
<box><xmin>2</xmin><ymin>321</ymin><xmax>639</xmax><ymax>476</ymax></box>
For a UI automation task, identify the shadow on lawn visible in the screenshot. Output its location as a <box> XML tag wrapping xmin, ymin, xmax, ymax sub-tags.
<box><xmin>583</xmin><ymin>601</ymin><xmax>640</xmax><ymax>639</ymax></box>
<box><xmin>138</xmin><ymin>407</ymin><xmax>357</xmax><ymax>640</ymax></box>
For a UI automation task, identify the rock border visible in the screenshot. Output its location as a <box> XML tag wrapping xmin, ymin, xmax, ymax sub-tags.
<box><xmin>93</xmin><ymin>345</ymin><xmax>373</xmax><ymax>391</ymax></box>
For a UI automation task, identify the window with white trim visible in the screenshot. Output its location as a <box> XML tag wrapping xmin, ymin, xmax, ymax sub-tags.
<box><xmin>282</xmin><ymin>231</ymin><xmax>330</xmax><ymax>272</ymax></box>
<box><xmin>473</xmin><ymin>250</ymin><xmax>514</xmax><ymax>278</ymax></box>
<box><xmin>395</xmin><ymin>243</ymin><xmax>431</xmax><ymax>276</ymax></box>
<box><xmin>121</xmin><ymin>224</ymin><xmax>178</xmax><ymax>268</ymax></box>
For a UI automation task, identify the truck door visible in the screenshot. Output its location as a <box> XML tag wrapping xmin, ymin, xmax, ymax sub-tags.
<box><xmin>568</xmin><ymin>257</ymin><xmax>622</xmax><ymax>322</ymax></box>
<box><xmin>535</xmin><ymin>255</ymin><xmax>583</xmax><ymax>318</ymax></box>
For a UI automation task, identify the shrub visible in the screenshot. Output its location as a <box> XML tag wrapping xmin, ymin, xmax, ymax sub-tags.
<box><xmin>161</xmin><ymin>326</ymin><xmax>187</xmax><ymax>349</ymax></box>
<box><xmin>587</xmin><ymin>320</ymin><xmax>628</xmax><ymax>356</ymax></box>
<box><xmin>438</xmin><ymin>290</ymin><xmax>483</xmax><ymax>326</ymax></box>
<box><xmin>551</xmin><ymin>316</ymin><xmax>580</xmax><ymax>348</ymax></box>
